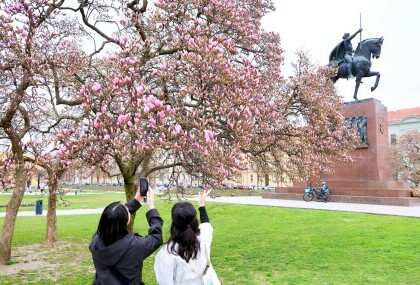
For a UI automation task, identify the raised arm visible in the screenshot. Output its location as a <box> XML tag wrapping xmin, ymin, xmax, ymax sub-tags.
<box><xmin>198</xmin><ymin>189</ymin><xmax>212</xmax><ymax>223</ymax></box>
<box><xmin>347</xmin><ymin>28</ymin><xmax>363</xmax><ymax>41</ymax></box>
<box><xmin>132</xmin><ymin>188</ymin><xmax>164</xmax><ymax>258</ymax></box>
<box><xmin>198</xmin><ymin>189</ymin><xmax>214</xmax><ymax>252</ymax></box>
<box><xmin>198</xmin><ymin>188</ymin><xmax>212</xmax><ymax>207</ymax></box>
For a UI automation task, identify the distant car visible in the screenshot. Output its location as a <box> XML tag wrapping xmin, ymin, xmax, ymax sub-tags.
<box><xmin>264</xmin><ymin>186</ymin><xmax>276</xmax><ymax>191</ymax></box>
<box><xmin>198</xmin><ymin>184</ymin><xmax>212</xmax><ymax>189</ymax></box>
<box><xmin>248</xmin><ymin>185</ymin><xmax>264</xmax><ymax>190</ymax></box>
<box><xmin>221</xmin><ymin>183</ymin><xmax>235</xmax><ymax>189</ymax></box>
<box><xmin>236</xmin><ymin>185</ymin><xmax>247</xmax><ymax>190</ymax></box>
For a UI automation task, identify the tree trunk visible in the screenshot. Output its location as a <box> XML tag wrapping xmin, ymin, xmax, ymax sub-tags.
<box><xmin>124</xmin><ymin>177</ymin><xmax>137</xmax><ymax>232</ymax></box>
<box><xmin>0</xmin><ymin>160</ymin><xmax>26</xmax><ymax>264</ymax></box>
<box><xmin>37</xmin><ymin>172</ymin><xmax>41</xmax><ymax>190</ymax></box>
<box><xmin>117</xmin><ymin>155</ymin><xmax>151</xmax><ymax>232</ymax></box>
<box><xmin>44</xmin><ymin>173</ymin><xmax>58</xmax><ymax>246</ymax></box>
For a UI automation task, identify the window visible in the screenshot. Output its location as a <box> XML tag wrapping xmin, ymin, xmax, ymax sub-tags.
<box><xmin>391</xmin><ymin>134</ymin><xmax>397</xmax><ymax>144</ymax></box>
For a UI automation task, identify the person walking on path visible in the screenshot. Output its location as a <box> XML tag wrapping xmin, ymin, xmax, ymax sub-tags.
<box><xmin>90</xmin><ymin>187</ymin><xmax>163</xmax><ymax>285</ymax></box>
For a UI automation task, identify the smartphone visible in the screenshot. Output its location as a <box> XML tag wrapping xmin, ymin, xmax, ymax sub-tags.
<box><xmin>139</xmin><ymin>177</ymin><xmax>149</xmax><ymax>196</ymax></box>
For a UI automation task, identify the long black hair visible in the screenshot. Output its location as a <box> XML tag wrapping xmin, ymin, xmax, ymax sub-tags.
<box><xmin>167</xmin><ymin>202</ymin><xmax>200</xmax><ymax>262</ymax></box>
<box><xmin>97</xmin><ymin>202</ymin><xmax>129</xmax><ymax>246</ymax></box>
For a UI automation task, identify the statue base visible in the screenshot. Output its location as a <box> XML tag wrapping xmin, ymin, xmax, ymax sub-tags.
<box><xmin>263</xmin><ymin>98</ymin><xmax>416</xmax><ymax>206</ymax></box>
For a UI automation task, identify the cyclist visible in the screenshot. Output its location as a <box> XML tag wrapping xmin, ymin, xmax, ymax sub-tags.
<box><xmin>320</xmin><ymin>181</ymin><xmax>329</xmax><ymax>196</ymax></box>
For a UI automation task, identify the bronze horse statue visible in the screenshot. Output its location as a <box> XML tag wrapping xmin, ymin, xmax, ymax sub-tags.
<box><xmin>329</xmin><ymin>37</ymin><xmax>384</xmax><ymax>100</ymax></box>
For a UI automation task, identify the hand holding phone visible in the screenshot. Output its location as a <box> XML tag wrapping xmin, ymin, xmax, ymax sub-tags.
<box><xmin>139</xmin><ymin>177</ymin><xmax>149</xmax><ymax>197</ymax></box>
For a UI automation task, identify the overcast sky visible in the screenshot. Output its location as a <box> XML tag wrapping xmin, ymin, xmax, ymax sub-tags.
<box><xmin>262</xmin><ymin>0</ymin><xmax>420</xmax><ymax>111</ymax></box>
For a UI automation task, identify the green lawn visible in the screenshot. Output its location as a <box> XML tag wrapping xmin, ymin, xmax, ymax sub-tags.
<box><xmin>1</xmin><ymin>200</ymin><xmax>420</xmax><ymax>284</ymax></box>
<box><xmin>0</xmin><ymin>189</ymin><xmax>263</xmax><ymax>212</ymax></box>
<box><xmin>0</xmin><ymin>192</ymin><xmax>127</xmax><ymax>212</ymax></box>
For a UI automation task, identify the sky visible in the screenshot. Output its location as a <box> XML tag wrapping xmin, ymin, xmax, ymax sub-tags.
<box><xmin>262</xmin><ymin>0</ymin><xmax>420</xmax><ymax>111</ymax></box>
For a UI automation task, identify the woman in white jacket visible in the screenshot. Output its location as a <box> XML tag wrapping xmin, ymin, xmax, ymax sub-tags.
<box><xmin>154</xmin><ymin>189</ymin><xmax>220</xmax><ymax>285</ymax></box>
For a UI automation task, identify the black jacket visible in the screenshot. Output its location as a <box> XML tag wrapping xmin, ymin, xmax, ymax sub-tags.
<box><xmin>89</xmin><ymin>199</ymin><xmax>163</xmax><ymax>285</ymax></box>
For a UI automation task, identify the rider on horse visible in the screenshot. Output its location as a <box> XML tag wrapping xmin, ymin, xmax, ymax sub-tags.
<box><xmin>328</xmin><ymin>31</ymin><xmax>383</xmax><ymax>101</ymax></box>
<box><xmin>329</xmin><ymin>28</ymin><xmax>363</xmax><ymax>78</ymax></box>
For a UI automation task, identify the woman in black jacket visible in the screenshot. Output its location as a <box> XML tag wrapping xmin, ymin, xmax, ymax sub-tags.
<box><xmin>89</xmin><ymin>187</ymin><xmax>163</xmax><ymax>285</ymax></box>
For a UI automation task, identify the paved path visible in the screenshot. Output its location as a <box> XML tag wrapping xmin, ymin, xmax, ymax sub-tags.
<box><xmin>1</xmin><ymin>196</ymin><xmax>419</xmax><ymax>218</ymax></box>
<box><xmin>203</xmin><ymin>196</ymin><xmax>420</xmax><ymax>218</ymax></box>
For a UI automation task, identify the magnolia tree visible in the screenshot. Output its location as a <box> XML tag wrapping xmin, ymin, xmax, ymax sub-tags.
<box><xmin>26</xmin><ymin>119</ymin><xmax>86</xmax><ymax>246</ymax></box>
<box><xmin>23</xmin><ymin>12</ymin><xmax>88</xmax><ymax>246</ymax></box>
<box><xmin>0</xmin><ymin>0</ymin><xmax>87</xmax><ymax>262</ymax></box>
<box><xmin>246</xmin><ymin>51</ymin><xmax>359</xmax><ymax>183</ymax></box>
<box><xmin>54</xmin><ymin>0</ymin><xmax>357</xmax><ymax>210</ymax></box>
<box><xmin>55</xmin><ymin>0</ymin><xmax>283</xmax><ymax>206</ymax></box>
<box><xmin>390</xmin><ymin>131</ymin><xmax>420</xmax><ymax>188</ymax></box>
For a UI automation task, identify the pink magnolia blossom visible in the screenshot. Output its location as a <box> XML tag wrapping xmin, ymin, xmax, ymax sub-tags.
<box><xmin>204</xmin><ymin>130</ymin><xmax>215</xmax><ymax>144</ymax></box>
<box><xmin>174</xmin><ymin>124</ymin><xmax>182</xmax><ymax>135</ymax></box>
<box><xmin>92</xmin><ymin>83</ymin><xmax>101</xmax><ymax>92</ymax></box>
<box><xmin>153</xmin><ymin>99</ymin><xmax>163</xmax><ymax>109</ymax></box>
<box><xmin>148</xmin><ymin>118</ymin><xmax>156</xmax><ymax>126</ymax></box>
<box><xmin>136</xmin><ymin>85</ymin><xmax>144</xmax><ymax>95</ymax></box>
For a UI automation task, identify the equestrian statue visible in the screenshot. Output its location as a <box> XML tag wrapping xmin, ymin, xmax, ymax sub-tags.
<box><xmin>328</xmin><ymin>28</ymin><xmax>384</xmax><ymax>100</ymax></box>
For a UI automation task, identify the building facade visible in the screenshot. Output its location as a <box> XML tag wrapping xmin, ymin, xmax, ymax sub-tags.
<box><xmin>388</xmin><ymin>107</ymin><xmax>420</xmax><ymax>142</ymax></box>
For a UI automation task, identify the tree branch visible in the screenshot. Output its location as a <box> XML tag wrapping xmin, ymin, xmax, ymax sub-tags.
<box><xmin>16</xmin><ymin>105</ymin><xmax>31</xmax><ymax>140</ymax></box>
<box><xmin>99</xmin><ymin>165</ymin><xmax>121</xmax><ymax>178</ymax></box>
<box><xmin>78</xmin><ymin>4</ymin><xmax>119</xmax><ymax>44</ymax></box>
<box><xmin>50</xmin><ymin>63</ymin><xmax>84</xmax><ymax>106</ymax></box>
<box><xmin>127</xmin><ymin>0</ymin><xmax>148</xmax><ymax>13</ymax></box>
<box><xmin>145</xmin><ymin>162</ymin><xmax>183</xmax><ymax>177</ymax></box>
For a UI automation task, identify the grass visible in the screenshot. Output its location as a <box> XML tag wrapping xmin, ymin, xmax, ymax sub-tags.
<box><xmin>1</xmin><ymin>199</ymin><xmax>420</xmax><ymax>284</ymax></box>
<box><xmin>0</xmin><ymin>188</ymin><xmax>263</xmax><ymax>212</ymax></box>
<box><xmin>0</xmin><ymin>191</ymin><xmax>127</xmax><ymax>212</ymax></box>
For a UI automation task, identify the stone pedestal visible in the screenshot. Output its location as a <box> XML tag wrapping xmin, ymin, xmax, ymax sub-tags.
<box><xmin>263</xmin><ymin>98</ymin><xmax>416</xmax><ymax>206</ymax></box>
<box><xmin>335</xmin><ymin>98</ymin><xmax>391</xmax><ymax>182</ymax></box>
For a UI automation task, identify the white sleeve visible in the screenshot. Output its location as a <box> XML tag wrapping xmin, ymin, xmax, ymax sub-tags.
<box><xmin>154</xmin><ymin>247</ymin><xmax>175</xmax><ymax>285</ymax></box>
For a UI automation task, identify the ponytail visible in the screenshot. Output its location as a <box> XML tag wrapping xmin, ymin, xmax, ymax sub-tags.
<box><xmin>167</xmin><ymin>202</ymin><xmax>200</xmax><ymax>262</ymax></box>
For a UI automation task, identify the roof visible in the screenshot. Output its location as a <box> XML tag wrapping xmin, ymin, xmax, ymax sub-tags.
<box><xmin>388</xmin><ymin>107</ymin><xmax>420</xmax><ymax>123</ymax></box>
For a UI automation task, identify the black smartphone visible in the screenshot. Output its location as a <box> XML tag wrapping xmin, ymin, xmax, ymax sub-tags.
<box><xmin>139</xmin><ymin>177</ymin><xmax>149</xmax><ymax>196</ymax></box>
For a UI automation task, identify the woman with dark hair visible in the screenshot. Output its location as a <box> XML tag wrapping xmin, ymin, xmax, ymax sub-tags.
<box><xmin>154</xmin><ymin>189</ymin><xmax>220</xmax><ymax>284</ymax></box>
<box><xmin>90</xmin><ymin>187</ymin><xmax>163</xmax><ymax>285</ymax></box>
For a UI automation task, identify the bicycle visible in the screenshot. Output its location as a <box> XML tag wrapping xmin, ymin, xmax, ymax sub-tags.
<box><xmin>303</xmin><ymin>186</ymin><xmax>330</xmax><ymax>202</ymax></box>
